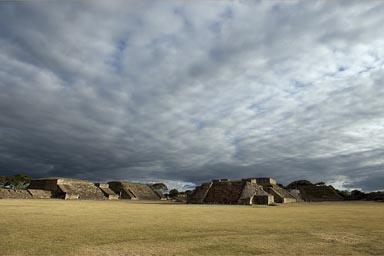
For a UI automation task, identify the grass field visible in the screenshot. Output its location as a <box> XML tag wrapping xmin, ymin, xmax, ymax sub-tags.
<box><xmin>0</xmin><ymin>200</ymin><xmax>383</xmax><ymax>256</ymax></box>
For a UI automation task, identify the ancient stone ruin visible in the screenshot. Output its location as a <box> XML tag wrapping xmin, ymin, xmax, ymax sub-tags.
<box><xmin>0</xmin><ymin>177</ymin><xmax>168</xmax><ymax>201</ymax></box>
<box><xmin>0</xmin><ymin>188</ymin><xmax>34</xmax><ymax>199</ymax></box>
<box><xmin>95</xmin><ymin>183</ymin><xmax>119</xmax><ymax>200</ymax></box>
<box><xmin>255</xmin><ymin>178</ymin><xmax>297</xmax><ymax>203</ymax></box>
<box><xmin>0</xmin><ymin>176</ymin><xmax>344</xmax><ymax>203</ymax></box>
<box><xmin>286</xmin><ymin>180</ymin><xmax>343</xmax><ymax>202</ymax></box>
<box><xmin>188</xmin><ymin>178</ymin><xmax>297</xmax><ymax>205</ymax></box>
<box><xmin>27</xmin><ymin>189</ymin><xmax>53</xmax><ymax>199</ymax></box>
<box><xmin>108</xmin><ymin>181</ymin><xmax>166</xmax><ymax>200</ymax></box>
<box><xmin>15</xmin><ymin>177</ymin><xmax>165</xmax><ymax>200</ymax></box>
<box><xmin>28</xmin><ymin>178</ymin><xmax>106</xmax><ymax>200</ymax></box>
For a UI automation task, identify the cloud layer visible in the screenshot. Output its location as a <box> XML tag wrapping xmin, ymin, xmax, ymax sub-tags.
<box><xmin>1</xmin><ymin>1</ymin><xmax>383</xmax><ymax>190</ymax></box>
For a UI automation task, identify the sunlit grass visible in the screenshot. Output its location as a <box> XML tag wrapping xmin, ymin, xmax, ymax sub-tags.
<box><xmin>0</xmin><ymin>200</ymin><xmax>383</xmax><ymax>255</ymax></box>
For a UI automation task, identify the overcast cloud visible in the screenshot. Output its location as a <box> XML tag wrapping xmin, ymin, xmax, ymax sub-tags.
<box><xmin>0</xmin><ymin>1</ymin><xmax>383</xmax><ymax>191</ymax></box>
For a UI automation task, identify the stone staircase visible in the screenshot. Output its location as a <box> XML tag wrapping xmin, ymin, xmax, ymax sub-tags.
<box><xmin>187</xmin><ymin>182</ymin><xmax>212</xmax><ymax>203</ymax></box>
<box><xmin>108</xmin><ymin>181</ymin><xmax>165</xmax><ymax>200</ymax></box>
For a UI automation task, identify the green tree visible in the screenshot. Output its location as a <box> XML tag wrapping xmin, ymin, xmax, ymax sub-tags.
<box><xmin>169</xmin><ymin>189</ymin><xmax>179</xmax><ymax>197</ymax></box>
<box><xmin>0</xmin><ymin>174</ymin><xmax>31</xmax><ymax>189</ymax></box>
<box><xmin>151</xmin><ymin>183</ymin><xmax>168</xmax><ymax>194</ymax></box>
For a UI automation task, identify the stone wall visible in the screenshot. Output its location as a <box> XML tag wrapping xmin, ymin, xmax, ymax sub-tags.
<box><xmin>0</xmin><ymin>188</ymin><xmax>53</xmax><ymax>199</ymax></box>
<box><xmin>255</xmin><ymin>178</ymin><xmax>277</xmax><ymax>185</ymax></box>
<box><xmin>203</xmin><ymin>180</ymin><xmax>245</xmax><ymax>204</ymax></box>
<box><xmin>27</xmin><ymin>189</ymin><xmax>52</xmax><ymax>199</ymax></box>
<box><xmin>252</xmin><ymin>194</ymin><xmax>274</xmax><ymax>205</ymax></box>
<box><xmin>29</xmin><ymin>179</ymin><xmax>58</xmax><ymax>191</ymax></box>
<box><xmin>0</xmin><ymin>189</ymin><xmax>32</xmax><ymax>199</ymax></box>
<box><xmin>297</xmin><ymin>185</ymin><xmax>343</xmax><ymax>202</ymax></box>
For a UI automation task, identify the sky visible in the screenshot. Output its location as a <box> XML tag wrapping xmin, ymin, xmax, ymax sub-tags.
<box><xmin>0</xmin><ymin>1</ymin><xmax>383</xmax><ymax>191</ymax></box>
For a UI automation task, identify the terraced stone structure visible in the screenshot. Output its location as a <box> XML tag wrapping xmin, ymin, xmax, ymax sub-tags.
<box><xmin>0</xmin><ymin>188</ymin><xmax>33</xmax><ymax>199</ymax></box>
<box><xmin>28</xmin><ymin>178</ymin><xmax>106</xmax><ymax>200</ymax></box>
<box><xmin>108</xmin><ymin>181</ymin><xmax>166</xmax><ymax>200</ymax></box>
<box><xmin>188</xmin><ymin>178</ymin><xmax>296</xmax><ymax>205</ymax></box>
<box><xmin>286</xmin><ymin>180</ymin><xmax>343</xmax><ymax>202</ymax></box>
<box><xmin>255</xmin><ymin>178</ymin><xmax>297</xmax><ymax>203</ymax></box>
<box><xmin>3</xmin><ymin>178</ymin><xmax>164</xmax><ymax>200</ymax></box>
<box><xmin>0</xmin><ymin>188</ymin><xmax>53</xmax><ymax>199</ymax></box>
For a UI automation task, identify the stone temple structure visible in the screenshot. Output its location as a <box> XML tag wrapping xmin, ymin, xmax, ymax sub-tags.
<box><xmin>254</xmin><ymin>178</ymin><xmax>297</xmax><ymax>203</ymax></box>
<box><xmin>1</xmin><ymin>177</ymin><xmax>167</xmax><ymax>200</ymax></box>
<box><xmin>286</xmin><ymin>180</ymin><xmax>343</xmax><ymax>202</ymax></box>
<box><xmin>28</xmin><ymin>178</ymin><xmax>108</xmax><ymax>200</ymax></box>
<box><xmin>188</xmin><ymin>178</ymin><xmax>297</xmax><ymax>205</ymax></box>
<box><xmin>108</xmin><ymin>181</ymin><xmax>166</xmax><ymax>200</ymax></box>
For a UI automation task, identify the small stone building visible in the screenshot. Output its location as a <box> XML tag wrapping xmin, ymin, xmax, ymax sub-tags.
<box><xmin>108</xmin><ymin>181</ymin><xmax>166</xmax><ymax>200</ymax></box>
<box><xmin>188</xmin><ymin>177</ymin><xmax>296</xmax><ymax>205</ymax></box>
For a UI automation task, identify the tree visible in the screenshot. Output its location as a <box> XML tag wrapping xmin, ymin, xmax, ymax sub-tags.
<box><xmin>0</xmin><ymin>174</ymin><xmax>31</xmax><ymax>189</ymax></box>
<box><xmin>151</xmin><ymin>183</ymin><xmax>168</xmax><ymax>194</ymax></box>
<box><xmin>169</xmin><ymin>189</ymin><xmax>179</xmax><ymax>197</ymax></box>
<box><xmin>350</xmin><ymin>190</ymin><xmax>366</xmax><ymax>200</ymax></box>
<box><xmin>286</xmin><ymin>180</ymin><xmax>312</xmax><ymax>189</ymax></box>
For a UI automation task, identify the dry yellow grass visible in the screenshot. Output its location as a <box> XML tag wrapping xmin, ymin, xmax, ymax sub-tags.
<box><xmin>0</xmin><ymin>200</ymin><xmax>383</xmax><ymax>256</ymax></box>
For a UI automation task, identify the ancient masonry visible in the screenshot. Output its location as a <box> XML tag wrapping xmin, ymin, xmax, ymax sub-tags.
<box><xmin>0</xmin><ymin>188</ymin><xmax>35</xmax><ymax>199</ymax></box>
<box><xmin>95</xmin><ymin>183</ymin><xmax>120</xmax><ymax>200</ymax></box>
<box><xmin>0</xmin><ymin>176</ymin><xmax>343</xmax><ymax>203</ymax></box>
<box><xmin>108</xmin><ymin>181</ymin><xmax>166</xmax><ymax>200</ymax></box>
<box><xmin>27</xmin><ymin>178</ymin><xmax>106</xmax><ymax>200</ymax></box>
<box><xmin>0</xmin><ymin>177</ymin><xmax>165</xmax><ymax>200</ymax></box>
<box><xmin>286</xmin><ymin>180</ymin><xmax>343</xmax><ymax>202</ymax></box>
<box><xmin>187</xmin><ymin>178</ymin><xmax>297</xmax><ymax>205</ymax></box>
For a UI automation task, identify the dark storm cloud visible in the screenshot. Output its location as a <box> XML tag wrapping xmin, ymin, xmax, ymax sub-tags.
<box><xmin>0</xmin><ymin>1</ymin><xmax>383</xmax><ymax>191</ymax></box>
